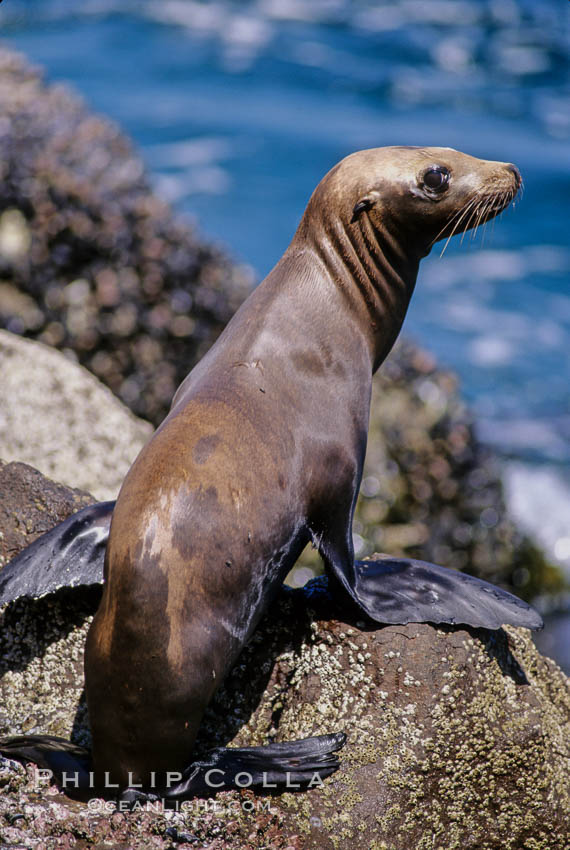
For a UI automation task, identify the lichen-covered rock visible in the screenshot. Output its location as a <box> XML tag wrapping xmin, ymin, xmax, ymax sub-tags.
<box><xmin>0</xmin><ymin>470</ymin><xmax>568</xmax><ymax>849</ymax></box>
<box><xmin>192</xmin><ymin>581</ymin><xmax>570</xmax><ymax>850</ymax></box>
<box><xmin>0</xmin><ymin>48</ymin><xmax>252</xmax><ymax>425</ymax></box>
<box><xmin>0</xmin><ymin>330</ymin><xmax>152</xmax><ymax>500</ymax></box>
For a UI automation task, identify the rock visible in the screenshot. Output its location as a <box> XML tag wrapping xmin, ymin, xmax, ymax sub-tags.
<box><xmin>0</xmin><ymin>330</ymin><xmax>153</xmax><ymax>500</ymax></box>
<box><xmin>0</xmin><ymin>460</ymin><xmax>98</xmax><ymax>744</ymax></box>
<box><xmin>0</xmin><ymin>458</ymin><xmax>95</xmax><ymax>569</ymax></box>
<box><xmin>0</xmin><ymin>465</ymin><xmax>568</xmax><ymax>849</ymax></box>
<box><xmin>220</xmin><ymin>582</ymin><xmax>570</xmax><ymax>850</ymax></box>
<box><xmin>0</xmin><ymin>48</ymin><xmax>252</xmax><ymax>425</ymax></box>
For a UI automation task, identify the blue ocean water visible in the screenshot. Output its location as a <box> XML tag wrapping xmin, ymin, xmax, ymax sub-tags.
<box><xmin>1</xmin><ymin>2</ymin><xmax>569</xmax><ymax>593</ymax></box>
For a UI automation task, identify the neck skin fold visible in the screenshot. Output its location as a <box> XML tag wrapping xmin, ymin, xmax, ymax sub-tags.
<box><xmin>293</xmin><ymin>205</ymin><xmax>421</xmax><ymax>373</ymax></box>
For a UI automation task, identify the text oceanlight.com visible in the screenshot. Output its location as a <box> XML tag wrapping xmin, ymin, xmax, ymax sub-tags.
<box><xmin>86</xmin><ymin>797</ymin><xmax>278</xmax><ymax>814</ymax></box>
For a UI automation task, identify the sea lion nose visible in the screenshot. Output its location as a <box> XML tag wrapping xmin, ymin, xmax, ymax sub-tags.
<box><xmin>506</xmin><ymin>163</ymin><xmax>522</xmax><ymax>188</ymax></box>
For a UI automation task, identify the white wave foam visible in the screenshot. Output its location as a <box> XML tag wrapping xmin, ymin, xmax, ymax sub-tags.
<box><xmin>503</xmin><ymin>461</ymin><xmax>570</xmax><ymax>577</ymax></box>
<box><xmin>423</xmin><ymin>246</ymin><xmax>570</xmax><ymax>291</ymax></box>
<box><xmin>145</xmin><ymin>137</ymin><xmax>234</xmax><ymax>168</ymax></box>
<box><xmin>144</xmin><ymin>1</ymin><xmax>228</xmax><ymax>34</ymax></box>
<box><xmin>468</xmin><ymin>336</ymin><xmax>515</xmax><ymax>366</ymax></box>
<box><xmin>259</xmin><ymin>0</ymin><xmax>345</xmax><ymax>24</ymax></box>
<box><xmin>152</xmin><ymin>167</ymin><xmax>231</xmax><ymax>201</ymax></box>
<box><xmin>479</xmin><ymin>419</ymin><xmax>569</xmax><ymax>461</ymax></box>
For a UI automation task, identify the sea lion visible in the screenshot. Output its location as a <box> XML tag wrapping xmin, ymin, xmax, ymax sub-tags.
<box><xmin>0</xmin><ymin>147</ymin><xmax>541</xmax><ymax>803</ymax></box>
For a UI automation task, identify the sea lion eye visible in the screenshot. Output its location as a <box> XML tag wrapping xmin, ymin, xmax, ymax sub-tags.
<box><xmin>423</xmin><ymin>167</ymin><xmax>450</xmax><ymax>192</ymax></box>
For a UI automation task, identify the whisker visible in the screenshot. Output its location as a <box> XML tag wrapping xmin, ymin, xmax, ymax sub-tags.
<box><xmin>430</xmin><ymin>193</ymin><xmax>477</xmax><ymax>248</ymax></box>
<box><xmin>472</xmin><ymin>196</ymin><xmax>495</xmax><ymax>241</ymax></box>
<box><xmin>469</xmin><ymin>201</ymin><xmax>486</xmax><ymax>242</ymax></box>
<box><xmin>474</xmin><ymin>189</ymin><xmax>512</xmax><ymax>247</ymax></box>
<box><xmin>447</xmin><ymin>201</ymin><xmax>479</xmax><ymax>248</ymax></box>
<box><xmin>434</xmin><ymin>177</ymin><xmax>522</xmax><ymax>258</ymax></box>
<box><xmin>481</xmin><ymin>194</ymin><xmax>503</xmax><ymax>246</ymax></box>
<box><xmin>438</xmin><ymin>198</ymin><xmax>479</xmax><ymax>257</ymax></box>
<box><xmin>461</xmin><ymin>198</ymin><xmax>483</xmax><ymax>244</ymax></box>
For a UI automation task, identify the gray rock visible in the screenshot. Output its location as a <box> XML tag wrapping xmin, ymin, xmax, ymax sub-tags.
<box><xmin>0</xmin><ymin>330</ymin><xmax>152</xmax><ymax>500</ymax></box>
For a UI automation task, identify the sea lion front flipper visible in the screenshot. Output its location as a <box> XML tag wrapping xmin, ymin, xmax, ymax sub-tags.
<box><xmin>0</xmin><ymin>501</ymin><xmax>114</xmax><ymax>606</ymax></box>
<box><xmin>335</xmin><ymin>555</ymin><xmax>543</xmax><ymax>631</ymax></box>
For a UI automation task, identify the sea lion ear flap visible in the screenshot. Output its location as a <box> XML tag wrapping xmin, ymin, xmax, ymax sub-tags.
<box><xmin>350</xmin><ymin>192</ymin><xmax>379</xmax><ymax>224</ymax></box>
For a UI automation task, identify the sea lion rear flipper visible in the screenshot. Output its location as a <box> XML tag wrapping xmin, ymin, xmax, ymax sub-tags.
<box><xmin>148</xmin><ymin>732</ymin><xmax>346</xmax><ymax>801</ymax></box>
<box><xmin>0</xmin><ymin>501</ymin><xmax>114</xmax><ymax>606</ymax></box>
<box><xmin>1</xmin><ymin>732</ymin><xmax>345</xmax><ymax>802</ymax></box>
<box><xmin>0</xmin><ymin>734</ymin><xmax>91</xmax><ymax>799</ymax></box>
<box><xmin>327</xmin><ymin>554</ymin><xmax>543</xmax><ymax>631</ymax></box>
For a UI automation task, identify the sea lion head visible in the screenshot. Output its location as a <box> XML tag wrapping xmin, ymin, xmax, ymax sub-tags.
<box><xmin>306</xmin><ymin>146</ymin><xmax>522</xmax><ymax>258</ymax></box>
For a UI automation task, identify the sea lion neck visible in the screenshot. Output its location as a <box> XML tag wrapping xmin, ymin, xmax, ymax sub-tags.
<box><xmin>292</xmin><ymin>200</ymin><xmax>421</xmax><ymax>373</ymax></box>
